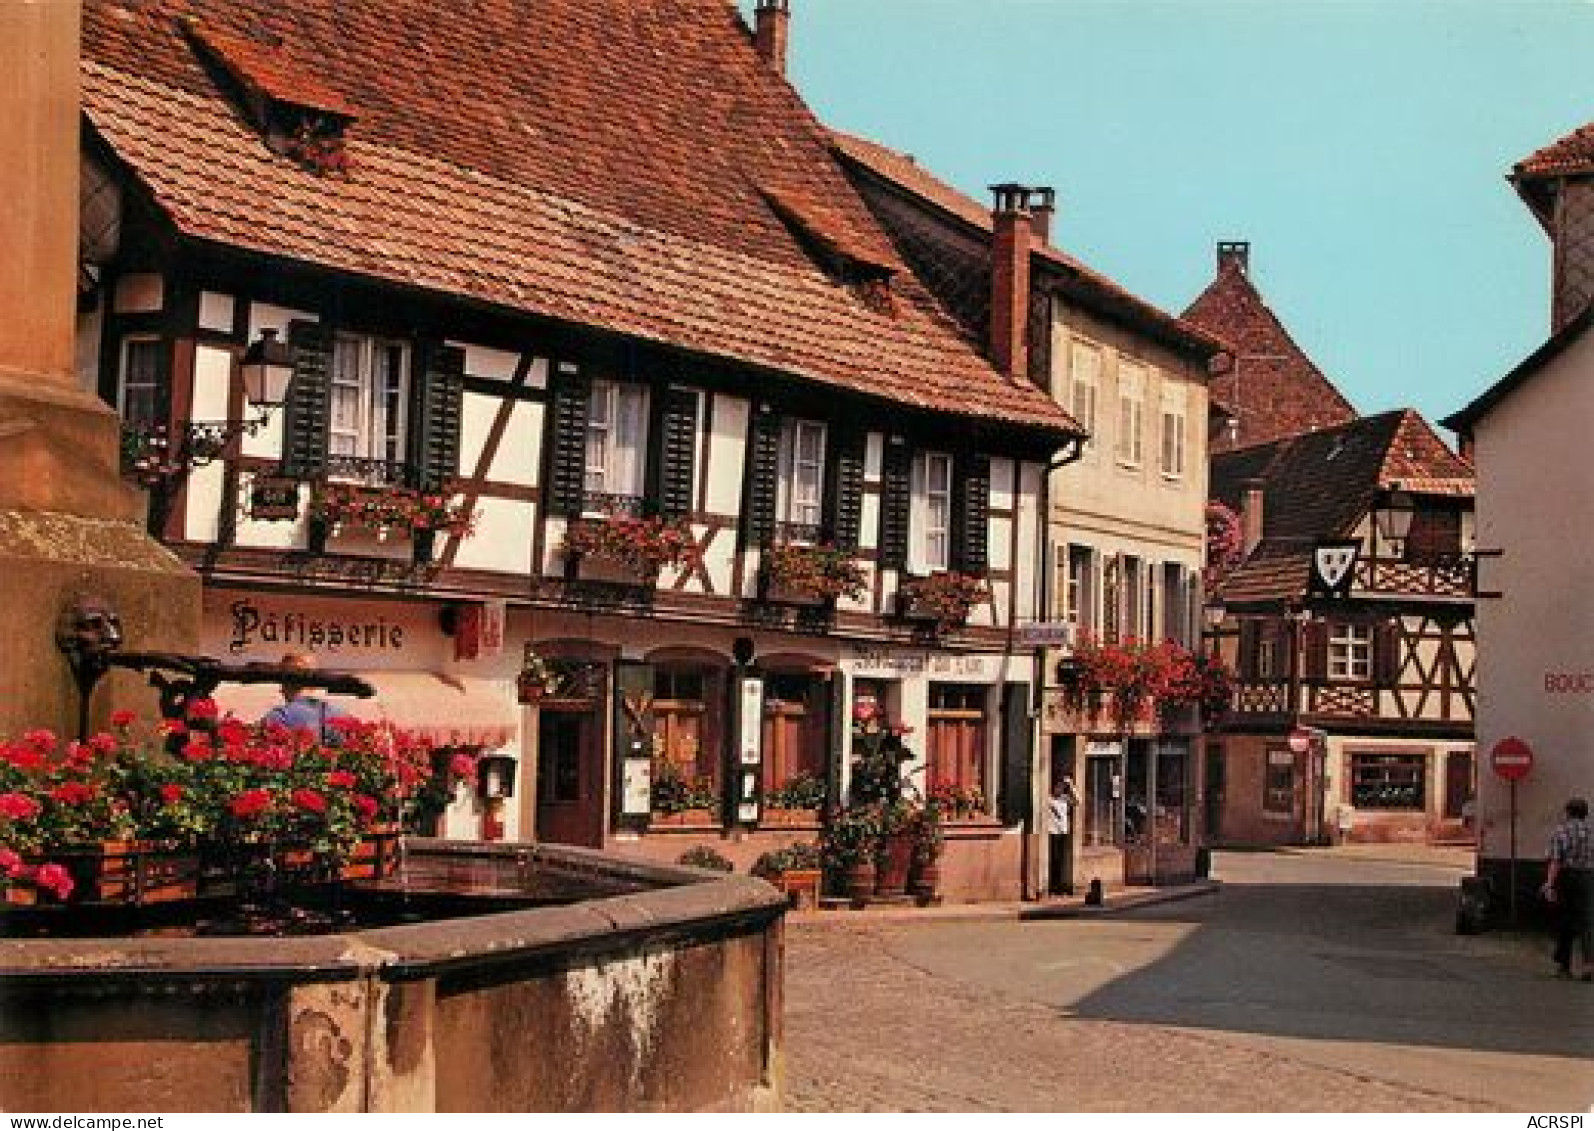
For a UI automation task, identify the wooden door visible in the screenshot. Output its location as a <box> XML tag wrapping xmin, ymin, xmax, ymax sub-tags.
<box><xmin>536</xmin><ymin>707</ymin><xmax>604</xmax><ymax>847</ymax></box>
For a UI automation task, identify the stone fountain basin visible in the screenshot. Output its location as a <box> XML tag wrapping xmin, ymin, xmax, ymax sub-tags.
<box><xmin>0</xmin><ymin>840</ymin><xmax>787</xmax><ymax>1112</ymax></box>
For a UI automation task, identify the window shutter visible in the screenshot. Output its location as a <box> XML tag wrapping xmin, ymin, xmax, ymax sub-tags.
<box><xmin>546</xmin><ymin>366</ymin><xmax>591</xmax><ymax>518</ymax></box>
<box><xmin>825</xmin><ymin>427</ymin><xmax>867</xmax><ymax>552</ymax></box>
<box><xmin>1373</xmin><ymin>619</ymin><xmax>1402</xmax><ymax>688</ymax></box>
<box><xmin>741</xmin><ymin>404</ymin><xmax>782</xmax><ymax>547</ymax></box>
<box><xmin>1302</xmin><ymin>619</ymin><xmax>1330</xmax><ymax>682</ymax></box>
<box><xmin>952</xmin><ymin>453</ymin><xmax>992</xmax><ymax>573</ymax></box>
<box><xmin>878</xmin><ymin>437</ymin><xmax>911</xmax><ymax>570</ymax></box>
<box><xmin>280</xmin><ymin>320</ymin><xmax>332</xmax><ymax>480</ymax></box>
<box><xmin>652</xmin><ymin>386</ymin><xmax>698</xmax><ymax>520</ymax></box>
<box><xmin>1239</xmin><ymin>620</ymin><xmax>1261</xmax><ymax>681</ymax></box>
<box><xmin>413</xmin><ymin>343</ymin><xmax>465</xmax><ymax>491</ymax></box>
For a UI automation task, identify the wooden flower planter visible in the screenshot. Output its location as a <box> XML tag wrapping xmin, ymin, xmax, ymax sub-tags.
<box><xmin>759</xmin><ymin>806</ymin><xmax>820</xmax><ymax>828</ymax></box>
<box><xmin>6</xmin><ymin>841</ymin><xmax>201</xmax><ymax>907</ymax></box>
<box><xmin>650</xmin><ymin>809</ymin><xmax>719</xmax><ymax>828</ymax></box>
<box><xmin>874</xmin><ymin>830</ymin><xmax>915</xmax><ymax>897</ymax></box>
<box><xmin>767</xmin><ymin>868</ymin><xmax>821</xmax><ymax>912</ymax></box>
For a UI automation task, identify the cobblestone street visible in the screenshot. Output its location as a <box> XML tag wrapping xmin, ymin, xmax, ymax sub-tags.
<box><xmin>783</xmin><ymin>849</ymin><xmax>1594</xmax><ymax>1112</ymax></box>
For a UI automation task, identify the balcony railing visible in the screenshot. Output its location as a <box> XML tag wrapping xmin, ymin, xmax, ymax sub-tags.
<box><xmin>581</xmin><ymin>491</ymin><xmax>644</xmax><ymax>518</ymax></box>
<box><xmin>1354</xmin><ymin>553</ymin><xmax>1474</xmax><ymax>599</ymax></box>
<box><xmin>774</xmin><ymin>519</ymin><xmax>823</xmax><ymax>545</ymax></box>
<box><xmin>325</xmin><ymin>455</ymin><xmax>412</xmax><ymax>488</ymax></box>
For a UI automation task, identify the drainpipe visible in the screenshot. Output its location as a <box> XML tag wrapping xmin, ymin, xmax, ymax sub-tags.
<box><xmin>1026</xmin><ymin>436</ymin><xmax>1085</xmax><ymax>900</ymax></box>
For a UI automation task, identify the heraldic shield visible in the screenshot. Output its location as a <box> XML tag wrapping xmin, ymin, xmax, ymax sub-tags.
<box><xmin>1310</xmin><ymin>539</ymin><xmax>1360</xmax><ymax>599</ymax></box>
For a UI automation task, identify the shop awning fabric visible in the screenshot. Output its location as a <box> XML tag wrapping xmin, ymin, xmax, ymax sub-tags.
<box><xmin>213</xmin><ymin>673</ymin><xmax>517</xmax><ymax>749</ymax></box>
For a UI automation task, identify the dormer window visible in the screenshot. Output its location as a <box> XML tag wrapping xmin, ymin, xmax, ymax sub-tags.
<box><xmin>759</xmin><ymin>185</ymin><xmax>897</xmax><ymax>309</ymax></box>
<box><xmin>182</xmin><ymin>18</ymin><xmax>356</xmax><ymax>176</ymax></box>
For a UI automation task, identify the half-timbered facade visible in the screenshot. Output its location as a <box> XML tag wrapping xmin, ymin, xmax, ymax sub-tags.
<box><xmin>830</xmin><ymin>131</ymin><xmax>1228</xmax><ymax>892</ymax></box>
<box><xmin>75</xmin><ymin>0</ymin><xmax>1080</xmax><ymax>900</ymax></box>
<box><xmin>1206</xmin><ymin>411</ymin><xmax>1477</xmax><ymax>846</ymax></box>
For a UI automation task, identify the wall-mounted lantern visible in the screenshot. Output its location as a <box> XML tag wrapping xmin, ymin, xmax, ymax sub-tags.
<box><xmin>478</xmin><ymin>754</ymin><xmax>518</xmax><ymax>800</ymax></box>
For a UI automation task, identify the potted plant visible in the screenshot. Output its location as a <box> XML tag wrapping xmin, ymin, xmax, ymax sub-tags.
<box><xmin>872</xmin><ymin>800</ymin><xmax>916</xmax><ymax>897</ymax></box>
<box><xmin>926</xmin><ymin>779</ymin><xmax>988</xmax><ymax>823</ymax></box>
<box><xmin>763</xmin><ymin>771</ymin><xmax>827</xmax><ymax>824</ymax></box>
<box><xmin>908</xmin><ymin>803</ymin><xmax>945</xmax><ymax>905</ymax></box>
<box><xmin>820</xmin><ymin>804</ymin><xmax>883</xmax><ymax>907</ymax></box>
<box><xmin>649</xmin><ymin>760</ymin><xmax>719</xmax><ymax>826</ymax></box>
<box><xmin>677</xmin><ymin>845</ymin><xmax>734</xmax><ymax>873</ymax></box>
<box><xmin>751</xmin><ymin>842</ymin><xmax>822</xmax><ymax>911</ymax></box>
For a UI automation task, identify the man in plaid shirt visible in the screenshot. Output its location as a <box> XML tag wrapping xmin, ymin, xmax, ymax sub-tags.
<box><xmin>1541</xmin><ymin>797</ymin><xmax>1592</xmax><ymax>980</ymax></box>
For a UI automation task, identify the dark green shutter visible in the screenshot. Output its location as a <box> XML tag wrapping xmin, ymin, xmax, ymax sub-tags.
<box><xmin>1373</xmin><ymin>619</ymin><xmax>1402</xmax><ymax>688</ymax></box>
<box><xmin>741</xmin><ymin>404</ymin><xmax>782</xmax><ymax>547</ymax></box>
<box><xmin>825</xmin><ymin>427</ymin><xmax>867</xmax><ymax>552</ymax></box>
<box><xmin>413</xmin><ymin>343</ymin><xmax>465</xmax><ymax>490</ymax></box>
<box><xmin>953</xmin><ymin>453</ymin><xmax>992</xmax><ymax>573</ymax></box>
<box><xmin>1238</xmin><ymin>620</ymin><xmax>1261</xmax><ymax>681</ymax></box>
<box><xmin>546</xmin><ymin>366</ymin><xmax>591</xmax><ymax>518</ymax></box>
<box><xmin>281</xmin><ymin>320</ymin><xmax>332</xmax><ymax>480</ymax></box>
<box><xmin>654</xmin><ymin>386</ymin><xmax>698</xmax><ymax>520</ymax></box>
<box><xmin>878</xmin><ymin>437</ymin><xmax>911</xmax><ymax>570</ymax></box>
<box><xmin>1302</xmin><ymin>619</ymin><xmax>1330</xmax><ymax>683</ymax></box>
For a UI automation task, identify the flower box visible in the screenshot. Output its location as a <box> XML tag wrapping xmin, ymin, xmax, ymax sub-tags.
<box><xmin>6</xmin><ymin>841</ymin><xmax>200</xmax><ymax>907</ymax></box>
<box><xmin>650</xmin><ymin>808</ymin><xmax>719</xmax><ymax>828</ymax></box>
<box><xmin>895</xmin><ymin>571</ymin><xmax>989</xmax><ymax>633</ymax></box>
<box><xmin>759</xmin><ymin>806</ymin><xmax>820</xmax><ymax>828</ymax></box>
<box><xmin>563</xmin><ymin>514</ymin><xmax>695</xmax><ymax>582</ymax></box>
<box><xmin>760</xmin><ymin>543</ymin><xmax>865</xmax><ymax>606</ymax></box>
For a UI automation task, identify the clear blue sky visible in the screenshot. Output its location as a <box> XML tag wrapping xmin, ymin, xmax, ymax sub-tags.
<box><xmin>741</xmin><ymin>0</ymin><xmax>1594</xmax><ymax>431</ymax></box>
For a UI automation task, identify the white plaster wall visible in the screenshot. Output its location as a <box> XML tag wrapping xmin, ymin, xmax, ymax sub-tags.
<box><xmin>198</xmin><ymin>291</ymin><xmax>235</xmax><ymax>333</ymax></box>
<box><xmin>455</xmin><ymin>497</ymin><xmax>536</xmax><ymax>573</ymax></box>
<box><xmin>183</xmin><ymin>343</ymin><xmax>235</xmax><ymax>541</ymax></box>
<box><xmin>1471</xmin><ymin>330</ymin><xmax>1594</xmax><ymax>859</ymax></box>
<box><xmin>461</xmin><ymin>393</ymin><xmax>542</xmax><ymax>488</ymax></box>
<box><xmin>1014</xmin><ymin>461</ymin><xmax>1042</xmax><ymax>622</ymax></box>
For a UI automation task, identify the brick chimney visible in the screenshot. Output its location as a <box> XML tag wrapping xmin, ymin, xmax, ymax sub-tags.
<box><xmin>1217</xmin><ymin>240</ymin><xmax>1250</xmax><ymax>277</ymax></box>
<box><xmin>1239</xmin><ymin>478</ymin><xmax>1266</xmax><ymax>555</ymax></box>
<box><xmin>1030</xmin><ymin>186</ymin><xmax>1057</xmax><ymax>246</ymax></box>
<box><xmin>754</xmin><ymin>0</ymin><xmax>790</xmax><ymax>76</ymax></box>
<box><xmin>989</xmin><ymin>183</ymin><xmax>1038</xmax><ymax>381</ymax></box>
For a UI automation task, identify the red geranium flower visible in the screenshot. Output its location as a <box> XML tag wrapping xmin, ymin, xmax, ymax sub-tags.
<box><xmin>35</xmin><ymin>862</ymin><xmax>74</xmax><ymax>901</ymax></box>
<box><xmin>230</xmin><ymin>789</ymin><xmax>273</xmax><ymax>819</ymax></box>
<box><xmin>0</xmin><ymin>847</ymin><xmax>23</xmax><ymax>877</ymax></box>
<box><xmin>0</xmin><ymin>793</ymin><xmax>41</xmax><ymax>821</ymax></box>
<box><xmin>186</xmin><ymin>698</ymin><xmax>219</xmax><ymax>721</ymax></box>
<box><xmin>1</xmin><ymin>743</ymin><xmax>44</xmax><ymax>771</ymax></box>
<box><xmin>181</xmin><ymin>739</ymin><xmax>213</xmax><ymax>764</ymax></box>
<box><xmin>159</xmin><ymin>784</ymin><xmax>184</xmax><ymax>805</ymax></box>
<box><xmin>50</xmin><ymin>782</ymin><xmax>96</xmax><ymax>806</ymax></box>
<box><xmin>22</xmin><ymin>729</ymin><xmax>57</xmax><ymax>753</ymax></box>
<box><xmin>325</xmin><ymin>770</ymin><xmax>357</xmax><ymax>789</ymax></box>
<box><xmin>217</xmin><ymin>718</ymin><xmax>249</xmax><ymax>747</ymax></box>
<box><xmin>352</xmin><ymin>794</ymin><xmax>379</xmax><ymax>820</ymax></box>
<box><xmin>87</xmin><ymin>733</ymin><xmax>120</xmax><ymax>757</ymax></box>
<box><xmin>291</xmin><ymin>788</ymin><xmax>327</xmax><ymax>814</ymax></box>
<box><xmin>109</xmin><ymin>709</ymin><xmax>137</xmax><ymax>728</ymax></box>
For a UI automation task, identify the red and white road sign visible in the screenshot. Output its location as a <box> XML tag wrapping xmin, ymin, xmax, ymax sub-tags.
<box><xmin>1490</xmin><ymin>736</ymin><xmax>1534</xmax><ymax>782</ymax></box>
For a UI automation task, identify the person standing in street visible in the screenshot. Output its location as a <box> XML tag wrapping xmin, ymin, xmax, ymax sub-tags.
<box><xmin>1540</xmin><ymin>796</ymin><xmax>1593</xmax><ymax>981</ymax></box>
<box><xmin>262</xmin><ymin>652</ymin><xmax>349</xmax><ymax>742</ymax></box>
<box><xmin>1046</xmin><ymin>776</ymin><xmax>1079</xmax><ymax>897</ymax></box>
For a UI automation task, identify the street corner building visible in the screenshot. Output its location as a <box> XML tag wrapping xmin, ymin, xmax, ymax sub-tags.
<box><xmin>73</xmin><ymin>0</ymin><xmax>1085</xmax><ymax>900</ymax></box>
<box><xmin>1189</xmin><ymin>245</ymin><xmax>1479</xmax><ymax>850</ymax></box>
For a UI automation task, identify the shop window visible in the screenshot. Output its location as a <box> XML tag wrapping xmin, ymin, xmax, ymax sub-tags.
<box><xmin>1351</xmin><ymin>752</ymin><xmax>1426</xmax><ymax>811</ymax></box>
<box><xmin>1083</xmin><ymin>747</ymin><xmax>1121</xmax><ymax>847</ymax></box>
<box><xmin>1155</xmin><ymin>742</ymin><xmax>1190</xmax><ymax>845</ymax></box>
<box><xmin>762</xmin><ymin>673</ymin><xmax>827</xmax><ymax>808</ymax></box>
<box><xmin>652</xmin><ymin>665</ymin><xmax>722</xmax><ymax>801</ymax></box>
<box><xmin>1263</xmin><ymin>749</ymin><xmax>1295</xmax><ymax>816</ymax></box>
<box><xmin>927</xmin><ymin>683</ymin><xmax>987</xmax><ymax>816</ymax></box>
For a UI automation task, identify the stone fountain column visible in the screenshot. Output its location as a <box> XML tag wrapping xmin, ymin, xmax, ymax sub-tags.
<box><xmin>0</xmin><ymin>0</ymin><xmax>198</xmax><ymax>737</ymax></box>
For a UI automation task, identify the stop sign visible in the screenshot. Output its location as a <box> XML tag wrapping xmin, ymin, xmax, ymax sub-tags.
<box><xmin>1490</xmin><ymin>737</ymin><xmax>1534</xmax><ymax>782</ymax></box>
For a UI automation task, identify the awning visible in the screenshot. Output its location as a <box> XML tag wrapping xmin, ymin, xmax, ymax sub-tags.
<box><xmin>213</xmin><ymin>672</ymin><xmax>518</xmax><ymax>749</ymax></box>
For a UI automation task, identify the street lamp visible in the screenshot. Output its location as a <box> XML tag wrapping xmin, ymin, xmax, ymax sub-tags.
<box><xmin>1374</xmin><ymin>488</ymin><xmax>1416</xmax><ymax>558</ymax></box>
<box><xmin>238</xmin><ymin>328</ymin><xmax>297</xmax><ymax>415</ymax></box>
<box><xmin>1202</xmin><ymin>600</ymin><xmax>1226</xmax><ymax>657</ymax></box>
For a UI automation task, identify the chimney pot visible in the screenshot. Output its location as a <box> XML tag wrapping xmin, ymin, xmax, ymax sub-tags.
<box><xmin>1217</xmin><ymin>240</ymin><xmax>1250</xmax><ymax>277</ymax></box>
<box><xmin>1030</xmin><ymin>186</ymin><xmax>1057</xmax><ymax>245</ymax></box>
<box><xmin>754</xmin><ymin>0</ymin><xmax>791</xmax><ymax>76</ymax></box>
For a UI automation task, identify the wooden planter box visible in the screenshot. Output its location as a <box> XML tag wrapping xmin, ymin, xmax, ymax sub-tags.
<box><xmin>6</xmin><ymin>841</ymin><xmax>201</xmax><ymax>907</ymax></box>
<box><xmin>650</xmin><ymin>809</ymin><xmax>719</xmax><ymax>828</ymax></box>
<box><xmin>759</xmin><ymin>807</ymin><xmax>820</xmax><ymax>828</ymax></box>
<box><xmin>766</xmin><ymin>868</ymin><xmax>821</xmax><ymax>912</ymax></box>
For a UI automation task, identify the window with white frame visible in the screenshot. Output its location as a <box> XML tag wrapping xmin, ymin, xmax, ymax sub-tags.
<box><xmin>1069</xmin><ymin>339</ymin><xmax>1100</xmax><ymax>452</ymax></box>
<box><xmin>1160</xmin><ymin>386</ymin><xmax>1186</xmax><ymax>478</ymax></box>
<box><xmin>776</xmin><ymin>418</ymin><xmax>826</xmax><ymax>538</ymax></box>
<box><xmin>1328</xmin><ymin>622</ymin><xmax>1373</xmax><ymax>680</ymax></box>
<box><xmin>912</xmin><ymin>451</ymin><xmax>954</xmax><ymax>572</ymax></box>
<box><xmin>118</xmin><ymin>335</ymin><xmax>162</xmax><ymax>427</ymax></box>
<box><xmin>1063</xmin><ymin>544</ymin><xmax>1095</xmax><ymax>632</ymax></box>
<box><xmin>1117</xmin><ymin>360</ymin><xmax>1145</xmax><ymax>467</ymax></box>
<box><xmin>329</xmin><ymin>333</ymin><xmax>409</xmax><ymax>467</ymax></box>
<box><xmin>1121</xmin><ymin>555</ymin><xmax>1144</xmax><ymax>639</ymax></box>
<box><xmin>584</xmin><ymin>378</ymin><xmax>649</xmax><ymax>507</ymax></box>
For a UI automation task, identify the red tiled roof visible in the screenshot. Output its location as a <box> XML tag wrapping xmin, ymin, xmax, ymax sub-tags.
<box><xmin>81</xmin><ymin>0</ymin><xmax>1074</xmax><ymax>436</ymax></box>
<box><xmin>1210</xmin><ymin>409</ymin><xmax>1473</xmax><ymax>602</ymax></box>
<box><xmin>183</xmin><ymin>18</ymin><xmax>356</xmax><ymax>121</ymax></box>
<box><xmin>1515</xmin><ymin>121</ymin><xmax>1594</xmax><ymax>179</ymax></box>
<box><xmin>1182</xmin><ymin>251</ymin><xmax>1358</xmax><ymax>452</ymax></box>
<box><xmin>829</xmin><ymin>129</ymin><xmax>1226</xmax><ymax>361</ymax></box>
